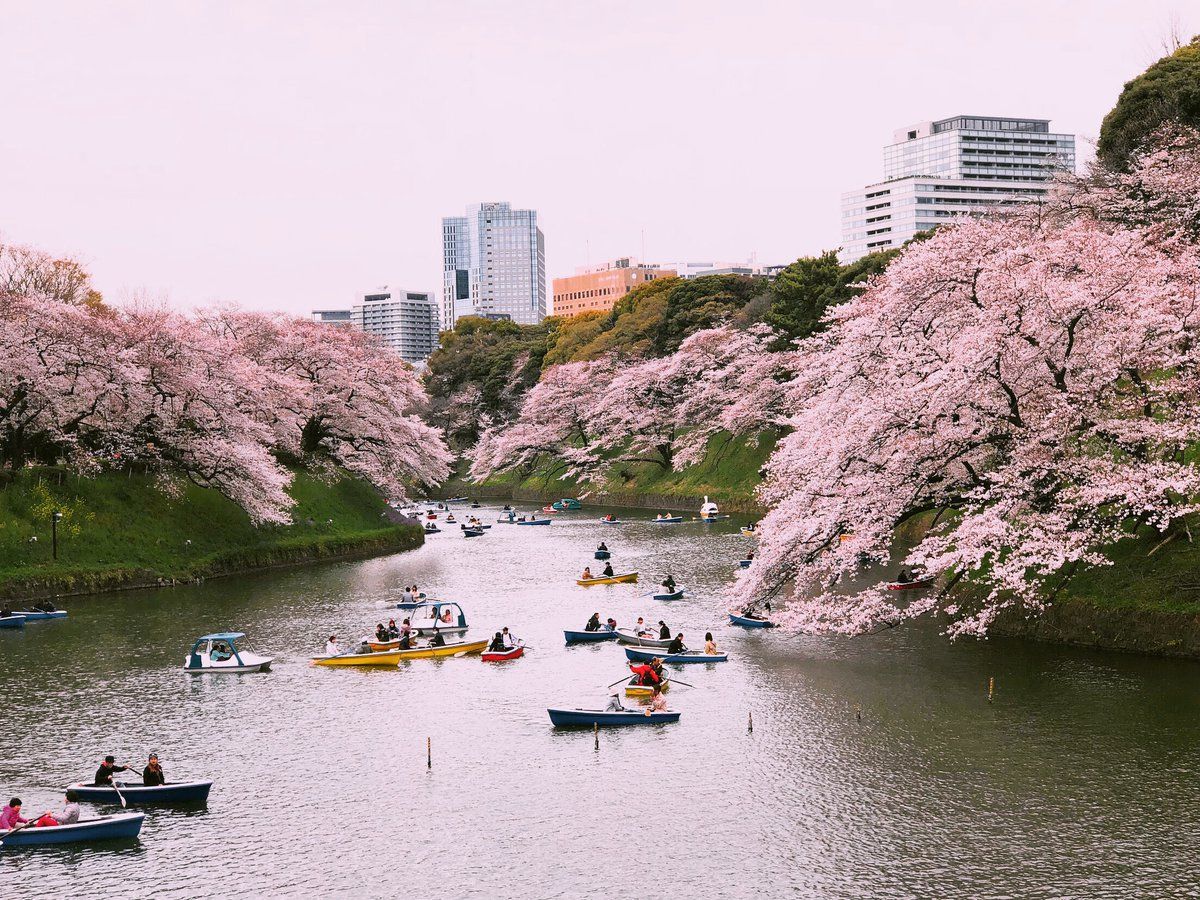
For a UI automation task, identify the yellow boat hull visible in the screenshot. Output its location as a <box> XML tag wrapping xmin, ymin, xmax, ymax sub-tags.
<box><xmin>576</xmin><ymin>572</ymin><xmax>639</xmax><ymax>586</ymax></box>
<box><xmin>313</xmin><ymin>639</ymin><xmax>487</xmax><ymax>666</ymax></box>
<box><xmin>740</xmin><ymin>528</ymin><xmax>756</xmax><ymax>536</ymax></box>
<box><xmin>624</xmin><ymin>679</ymin><xmax>670</xmax><ymax>697</ymax></box>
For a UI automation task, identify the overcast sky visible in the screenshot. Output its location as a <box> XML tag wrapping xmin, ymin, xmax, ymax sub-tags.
<box><xmin>0</xmin><ymin>1</ymin><xmax>1193</xmax><ymax>313</ymax></box>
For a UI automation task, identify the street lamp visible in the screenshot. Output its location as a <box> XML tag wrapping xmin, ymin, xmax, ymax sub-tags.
<box><xmin>51</xmin><ymin>510</ymin><xmax>62</xmax><ymax>560</ymax></box>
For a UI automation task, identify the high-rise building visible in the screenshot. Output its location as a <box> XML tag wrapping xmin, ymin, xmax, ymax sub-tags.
<box><xmin>311</xmin><ymin>285</ymin><xmax>440</xmax><ymax>366</ymax></box>
<box><xmin>441</xmin><ymin>201</ymin><xmax>547</xmax><ymax>327</ymax></box>
<box><xmin>552</xmin><ymin>257</ymin><xmax>676</xmax><ymax>317</ymax></box>
<box><xmin>840</xmin><ymin>115</ymin><xmax>1076</xmax><ymax>263</ymax></box>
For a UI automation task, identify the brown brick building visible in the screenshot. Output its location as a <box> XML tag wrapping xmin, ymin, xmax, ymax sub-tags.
<box><xmin>551</xmin><ymin>257</ymin><xmax>676</xmax><ymax>317</ymax></box>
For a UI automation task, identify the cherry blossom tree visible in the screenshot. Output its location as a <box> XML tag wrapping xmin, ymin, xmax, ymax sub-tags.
<box><xmin>740</xmin><ymin>203</ymin><xmax>1200</xmax><ymax>637</ymax></box>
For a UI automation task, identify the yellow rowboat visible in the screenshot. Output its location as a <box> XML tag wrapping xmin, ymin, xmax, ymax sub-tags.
<box><xmin>312</xmin><ymin>639</ymin><xmax>488</xmax><ymax>666</ymax></box>
<box><xmin>740</xmin><ymin>527</ymin><xmax>756</xmax><ymax>537</ymax></box>
<box><xmin>625</xmin><ymin>677</ymin><xmax>670</xmax><ymax>697</ymax></box>
<box><xmin>576</xmin><ymin>572</ymin><xmax>639</xmax><ymax>586</ymax></box>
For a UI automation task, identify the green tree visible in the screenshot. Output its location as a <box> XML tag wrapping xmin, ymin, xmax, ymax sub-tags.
<box><xmin>764</xmin><ymin>248</ymin><xmax>899</xmax><ymax>342</ymax></box>
<box><xmin>1098</xmin><ymin>36</ymin><xmax>1200</xmax><ymax>171</ymax></box>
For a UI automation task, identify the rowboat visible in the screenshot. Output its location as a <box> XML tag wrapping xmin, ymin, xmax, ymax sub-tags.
<box><xmin>740</xmin><ymin>527</ymin><xmax>756</xmax><ymax>536</ymax></box>
<box><xmin>625</xmin><ymin>676</ymin><xmax>670</xmax><ymax>697</ymax></box>
<box><xmin>459</xmin><ymin>523</ymin><xmax>491</xmax><ymax>530</ymax></box>
<box><xmin>729</xmin><ymin>613</ymin><xmax>775</xmax><ymax>628</ymax></box>
<box><xmin>0</xmin><ymin>812</ymin><xmax>145</xmax><ymax>846</ymax></box>
<box><xmin>699</xmin><ymin>514</ymin><xmax>731</xmax><ymax>521</ymax></box>
<box><xmin>0</xmin><ymin>615</ymin><xmax>26</xmax><ymax>629</ymax></box>
<box><xmin>652</xmin><ymin>516</ymin><xmax>683</xmax><ymax>524</ymax></box>
<box><xmin>599</xmin><ymin>517</ymin><xmax>623</xmax><ymax>525</ymax></box>
<box><xmin>183</xmin><ymin>633</ymin><xmax>273</xmax><ymax>673</ymax></box>
<box><xmin>652</xmin><ymin>589</ymin><xmax>685</xmax><ymax>601</ymax></box>
<box><xmin>516</xmin><ymin>518</ymin><xmax>552</xmax><ymax>526</ymax></box>
<box><xmin>563</xmin><ymin>629</ymin><xmax>618</xmax><ymax>644</ymax></box>
<box><xmin>547</xmin><ymin>708</ymin><xmax>681</xmax><ymax>728</ymax></box>
<box><xmin>738</xmin><ymin>559</ymin><xmax>753</xmax><ymax>568</ymax></box>
<box><xmin>576</xmin><ymin>572</ymin><xmax>638</xmax><ymax>586</ymax></box>
<box><xmin>624</xmin><ymin>646</ymin><xmax>728</xmax><ymax>664</ymax></box>
<box><xmin>444</xmin><ymin>515</ymin><xmax>457</xmax><ymax>524</ymax></box>
<box><xmin>886</xmin><ymin>575</ymin><xmax>936</xmax><ymax>591</ymax></box>
<box><xmin>11</xmin><ymin>609</ymin><xmax>67</xmax><ymax>622</ymax></box>
<box><xmin>541</xmin><ymin>505</ymin><xmax>559</xmax><ymax>513</ymax></box>
<box><xmin>444</xmin><ymin>496</ymin><xmax>468</xmax><ymax>503</ymax></box>
<box><xmin>481</xmin><ymin>644</ymin><xmax>524</xmax><ymax>662</ymax></box>
<box><xmin>463</xmin><ymin>527</ymin><xmax>484</xmax><ymax>537</ymax></box>
<box><xmin>593</xmin><ymin>549</ymin><xmax>611</xmax><ymax>560</ymax></box>
<box><xmin>423</xmin><ymin>525</ymin><xmax>440</xmax><ymax>533</ymax></box>
<box><xmin>67</xmin><ymin>780</ymin><xmax>213</xmax><ymax>805</ymax></box>
<box><xmin>614</xmin><ymin>627</ymin><xmax>672</xmax><ymax>648</ymax></box>
<box><xmin>313</xmin><ymin>638</ymin><xmax>488</xmax><ymax>665</ymax></box>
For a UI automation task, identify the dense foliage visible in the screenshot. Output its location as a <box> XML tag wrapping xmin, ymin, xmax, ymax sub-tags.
<box><xmin>1098</xmin><ymin>35</ymin><xmax>1200</xmax><ymax>171</ymax></box>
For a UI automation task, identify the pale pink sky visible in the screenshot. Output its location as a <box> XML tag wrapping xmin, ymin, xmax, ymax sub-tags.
<box><xmin>0</xmin><ymin>1</ymin><xmax>1192</xmax><ymax>314</ymax></box>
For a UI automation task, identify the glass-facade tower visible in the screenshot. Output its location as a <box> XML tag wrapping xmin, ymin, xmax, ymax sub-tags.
<box><xmin>441</xmin><ymin>201</ymin><xmax>547</xmax><ymax>328</ymax></box>
<box><xmin>840</xmin><ymin>115</ymin><xmax>1076</xmax><ymax>263</ymax></box>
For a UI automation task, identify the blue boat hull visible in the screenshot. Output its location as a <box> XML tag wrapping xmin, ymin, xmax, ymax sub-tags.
<box><xmin>547</xmin><ymin>708</ymin><xmax>681</xmax><ymax>727</ymax></box>
<box><xmin>738</xmin><ymin>559</ymin><xmax>752</xmax><ymax>568</ymax></box>
<box><xmin>12</xmin><ymin>610</ymin><xmax>67</xmax><ymax>621</ymax></box>
<box><xmin>563</xmin><ymin>629</ymin><xmax>618</xmax><ymax>644</ymax></box>
<box><xmin>653</xmin><ymin>518</ymin><xmax>683</xmax><ymax>524</ymax></box>
<box><xmin>68</xmin><ymin>781</ymin><xmax>212</xmax><ymax>804</ymax></box>
<box><xmin>516</xmin><ymin>520</ymin><xmax>552</xmax><ymax>526</ymax></box>
<box><xmin>624</xmin><ymin>646</ymin><xmax>728</xmax><ymax>664</ymax></box>
<box><xmin>1</xmin><ymin>813</ymin><xmax>144</xmax><ymax>846</ymax></box>
<box><xmin>729</xmin><ymin>614</ymin><xmax>774</xmax><ymax>629</ymax></box>
<box><xmin>600</xmin><ymin>520</ymin><xmax>623</xmax><ymax>525</ymax></box>
<box><xmin>593</xmin><ymin>550</ymin><xmax>611</xmax><ymax>560</ymax></box>
<box><xmin>0</xmin><ymin>616</ymin><xmax>25</xmax><ymax>629</ymax></box>
<box><xmin>653</xmin><ymin>590</ymin><xmax>684</xmax><ymax>601</ymax></box>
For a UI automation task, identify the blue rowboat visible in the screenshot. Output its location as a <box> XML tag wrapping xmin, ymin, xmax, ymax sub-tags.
<box><xmin>652</xmin><ymin>590</ymin><xmax>685</xmax><ymax>601</ymax></box>
<box><xmin>738</xmin><ymin>559</ymin><xmax>752</xmax><ymax>568</ymax></box>
<box><xmin>652</xmin><ymin>516</ymin><xmax>683</xmax><ymax>524</ymax></box>
<box><xmin>0</xmin><ymin>812</ymin><xmax>144</xmax><ymax>846</ymax></box>
<box><xmin>516</xmin><ymin>519</ymin><xmax>552</xmax><ymax>526</ymax></box>
<box><xmin>564</xmin><ymin>629</ymin><xmax>618</xmax><ymax>644</ymax></box>
<box><xmin>423</xmin><ymin>526</ymin><xmax>440</xmax><ymax>533</ymax></box>
<box><xmin>0</xmin><ymin>615</ymin><xmax>26</xmax><ymax>629</ymax></box>
<box><xmin>599</xmin><ymin>518</ymin><xmax>623</xmax><ymax>525</ymax></box>
<box><xmin>594</xmin><ymin>550</ymin><xmax>611</xmax><ymax>560</ymax></box>
<box><xmin>624</xmin><ymin>646</ymin><xmax>728</xmax><ymax>664</ymax></box>
<box><xmin>547</xmin><ymin>708</ymin><xmax>681</xmax><ymax>727</ymax></box>
<box><xmin>462</xmin><ymin>527</ymin><xmax>484</xmax><ymax>537</ymax></box>
<box><xmin>67</xmin><ymin>780</ymin><xmax>213</xmax><ymax>805</ymax></box>
<box><xmin>729</xmin><ymin>613</ymin><xmax>775</xmax><ymax>629</ymax></box>
<box><xmin>12</xmin><ymin>609</ymin><xmax>67</xmax><ymax>622</ymax></box>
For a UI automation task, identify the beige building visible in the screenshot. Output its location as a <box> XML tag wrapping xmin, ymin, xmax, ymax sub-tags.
<box><xmin>551</xmin><ymin>257</ymin><xmax>676</xmax><ymax>317</ymax></box>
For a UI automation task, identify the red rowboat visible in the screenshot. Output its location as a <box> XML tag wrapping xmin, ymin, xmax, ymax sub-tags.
<box><xmin>482</xmin><ymin>645</ymin><xmax>524</xmax><ymax>662</ymax></box>
<box><xmin>885</xmin><ymin>575</ymin><xmax>936</xmax><ymax>591</ymax></box>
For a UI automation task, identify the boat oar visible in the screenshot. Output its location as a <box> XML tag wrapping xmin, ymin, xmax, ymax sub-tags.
<box><xmin>109</xmin><ymin>776</ymin><xmax>128</xmax><ymax>808</ymax></box>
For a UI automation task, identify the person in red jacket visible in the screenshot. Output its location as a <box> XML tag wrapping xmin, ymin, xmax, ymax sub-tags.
<box><xmin>628</xmin><ymin>662</ymin><xmax>660</xmax><ymax>687</ymax></box>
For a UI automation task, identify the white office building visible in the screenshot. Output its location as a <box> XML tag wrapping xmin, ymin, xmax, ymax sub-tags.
<box><xmin>840</xmin><ymin>115</ymin><xmax>1076</xmax><ymax>263</ymax></box>
<box><xmin>312</xmin><ymin>286</ymin><xmax>440</xmax><ymax>365</ymax></box>
<box><xmin>442</xmin><ymin>201</ymin><xmax>547</xmax><ymax>327</ymax></box>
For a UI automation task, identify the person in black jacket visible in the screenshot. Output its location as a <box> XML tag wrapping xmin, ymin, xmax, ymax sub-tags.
<box><xmin>584</xmin><ymin>613</ymin><xmax>601</xmax><ymax>632</ymax></box>
<box><xmin>658</xmin><ymin>621</ymin><xmax>670</xmax><ymax>640</ymax></box>
<box><xmin>667</xmin><ymin>633</ymin><xmax>686</xmax><ymax>655</ymax></box>
<box><xmin>602</xmin><ymin>562</ymin><xmax>614</xmax><ymax>578</ymax></box>
<box><xmin>94</xmin><ymin>756</ymin><xmax>129</xmax><ymax>786</ymax></box>
<box><xmin>143</xmin><ymin>753</ymin><xmax>166</xmax><ymax>786</ymax></box>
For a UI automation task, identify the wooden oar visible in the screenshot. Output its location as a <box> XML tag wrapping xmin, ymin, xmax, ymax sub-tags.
<box><xmin>110</xmin><ymin>775</ymin><xmax>129</xmax><ymax>808</ymax></box>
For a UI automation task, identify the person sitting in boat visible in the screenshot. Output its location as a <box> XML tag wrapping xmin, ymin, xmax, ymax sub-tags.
<box><xmin>897</xmin><ymin>567</ymin><xmax>911</xmax><ymax>584</ymax></box>
<box><xmin>400</xmin><ymin>619</ymin><xmax>412</xmax><ymax>637</ymax></box>
<box><xmin>581</xmin><ymin>566</ymin><xmax>593</xmax><ymax>580</ymax></box>
<box><xmin>430</xmin><ymin>629</ymin><xmax>447</xmax><ymax>648</ymax></box>
<box><xmin>503</xmin><ymin>504</ymin><xmax>512</xmax><ymax>511</ymax></box>
<box><xmin>605</xmin><ymin>692</ymin><xmax>625</xmax><ymax>712</ymax></box>
<box><xmin>746</xmin><ymin>551</ymin><xmax>754</xmax><ymax>561</ymax></box>
<box><xmin>501</xmin><ymin>627</ymin><xmax>515</xmax><ymax>649</ymax></box>
<box><xmin>741</xmin><ymin>607</ymin><xmax>763</xmax><ymax>621</ymax></box>
<box><xmin>602</xmin><ymin>514</ymin><xmax>615</xmax><ymax>522</ymax></box>
<box><xmin>602</xmin><ymin>562</ymin><xmax>614</xmax><ymax>578</ymax></box>
<box><xmin>324</xmin><ymin>635</ymin><xmax>340</xmax><ymax>657</ymax></box>
<box><xmin>657</xmin><ymin>620</ymin><xmax>670</xmax><ymax>640</ymax></box>
<box><xmin>375</xmin><ymin>623</ymin><xmax>389</xmax><ymax>643</ymax></box>
<box><xmin>667</xmin><ymin>633</ymin><xmax>686</xmax><ymax>655</ymax></box>
<box><xmin>661</xmin><ymin>575</ymin><xmax>676</xmax><ymax>592</ymax></box>
<box><xmin>0</xmin><ymin>798</ymin><xmax>28</xmax><ymax>832</ymax></box>
<box><xmin>210</xmin><ymin>641</ymin><xmax>233</xmax><ymax>662</ymax></box>
<box><xmin>704</xmin><ymin>632</ymin><xmax>718</xmax><ymax>655</ymax></box>
<box><xmin>387</xmin><ymin>619</ymin><xmax>400</xmax><ymax>639</ymax></box>
<box><xmin>143</xmin><ymin>753</ymin><xmax>166</xmax><ymax>787</ymax></box>
<box><xmin>94</xmin><ymin>756</ymin><xmax>130</xmax><ymax>786</ymax></box>
<box><xmin>633</xmin><ymin>617</ymin><xmax>650</xmax><ymax>637</ymax></box>
<box><xmin>57</xmin><ymin>791</ymin><xmax>80</xmax><ymax>826</ymax></box>
<box><xmin>628</xmin><ymin>661</ymin><xmax>660</xmax><ymax>687</ymax></box>
<box><xmin>650</xmin><ymin>657</ymin><xmax>665</xmax><ymax>682</ymax></box>
<box><xmin>584</xmin><ymin>613</ymin><xmax>601</xmax><ymax>632</ymax></box>
<box><xmin>397</xmin><ymin>629</ymin><xmax>414</xmax><ymax>651</ymax></box>
<box><xmin>439</xmin><ymin>608</ymin><xmax>454</xmax><ymax>624</ymax></box>
<box><xmin>488</xmin><ymin>631</ymin><xmax>505</xmax><ymax>652</ymax></box>
<box><xmin>34</xmin><ymin>600</ymin><xmax>57</xmax><ymax>613</ymax></box>
<box><xmin>604</xmin><ymin>617</ymin><xmax>617</xmax><ymax>632</ymax></box>
<box><xmin>597</xmin><ymin>542</ymin><xmax>608</xmax><ymax>552</ymax></box>
<box><xmin>649</xmin><ymin>685</ymin><xmax>668</xmax><ymax>713</ymax></box>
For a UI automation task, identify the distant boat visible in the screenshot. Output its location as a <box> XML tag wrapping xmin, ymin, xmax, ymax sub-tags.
<box><xmin>699</xmin><ymin>495</ymin><xmax>720</xmax><ymax>519</ymax></box>
<box><xmin>67</xmin><ymin>780</ymin><xmax>213</xmax><ymax>805</ymax></box>
<box><xmin>729</xmin><ymin>613</ymin><xmax>775</xmax><ymax>629</ymax></box>
<box><xmin>624</xmin><ymin>646</ymin><xmax>728</xmax><ymax>664</ymax></box>
<box><xmin>11</xmin><ymin>609</ymin><xmax>67</xmax><ymax>622</ymax></box>
<box><xmin>563</xmin><ymin>629</ymin><xmax>618</xmax><ymax>644</ymax></box>
<box><xmin>547</xmin><ymin>708</ymin><xmax>681</xmax><ymax>728</ymax></box>
<box><xmin>652</xmin><ymin>515</ymin><xmax>683</xmax><ymax>524</ymax></box>
<box><xmin>576</xmin><ymin>572</ymin><xmax>638</xmax><ymax>586</ymax></box>
<box><xmin>183</xmin><ymin>632</ymin><xmax>273</xmax><ymax>674</ymax></box>
<box><xmin>0</xmin><ymin>615</ymin><xmax>26</xmax><ymax>629</ymax></box>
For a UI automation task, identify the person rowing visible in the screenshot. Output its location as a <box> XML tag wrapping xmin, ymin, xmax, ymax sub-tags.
<box><xmin>602</xmin><ymin>562</ymin><xmax>614</xmax><ymax>578</ymax></box>
<box><xmin>375</xmin><ymin>623</ymin><xmax>389</xmax><ymax>643</ymax></box>
<box><xmin>667</xmin><ymin>633</ymin><xmax>687</xmax><ymax>655</ymax></box>
<box><xmin>94</xmin><ymin>755</ymin><xmax>130</xmax><ymax>786</ymax></box>
<box><xmin>633</xmin><ymin>617</ymin><xmax>651</xmax><ymax>637</ymax></box>
<box><xmin>597</xmin><ymin>541</ymin><xmax>608</xmax><ymax>552</ymax></box>
<box><xmin>501</xmin><ymin>627</ymin><xmax>515</xmax><ymax>649</ymax></box>
<box><xmin>897</xmin><ymin>567</ymin><xmax>912</xmax><ymax>583</ymax></box>
<box><xmin>657</xmin><ymin>620</ymin><xmax>670</xmax><ymax>639</ymax></box>
<box><xmin>488</xmin><ymin>631</ymin><xmax>505</xmax><ymax>652</ymax></box>
<box><xmin>584</xmin><ymin>613</ymin><xmax>601</xmax><ymax>632</ymax></box>
<box><xmin>661</xmin><ymin>574</ymin><xmax>676</xmax><ymax>592</ymax></box>
<box><xmin>628</xmin><ymin>660</ymin><xmax>661</xmax><ymax>687</ymax></box>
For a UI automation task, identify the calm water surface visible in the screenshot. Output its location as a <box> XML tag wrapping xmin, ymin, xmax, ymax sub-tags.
<box><xmin>2</xmin><ymin>504</ymin><xmax>1199</xmax><ymax>899</ymax></box>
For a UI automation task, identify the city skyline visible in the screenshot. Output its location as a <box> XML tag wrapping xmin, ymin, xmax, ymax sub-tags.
<box><xmin>0</xmin><ymin>1</ymin><xmax>1192</xmax><ymax>315</ymax></box>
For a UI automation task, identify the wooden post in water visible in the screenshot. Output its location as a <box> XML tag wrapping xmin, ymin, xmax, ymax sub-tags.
<box><xmin>988</xmin><ymin>676</ymin><xmax>995</xmax><ymax>703</ymax></box>
<box><xmin>427</xmin><ymin>736</ymin><xmax>431</xmax><ymax>769</ymax></box>
<box><xmin>593</xmin><ymin>722</ymin><xmax>599</xmax><ymax>750</ymax></box>
<box><xmin>748</xmin><ymin>711</ymin><xmax>753</xmax><ymax>733</ymax></box>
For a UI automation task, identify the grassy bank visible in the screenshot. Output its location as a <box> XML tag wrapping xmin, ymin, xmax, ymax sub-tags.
<box><xmin>451</xmin><ymin>431</ymin><xmax>776</xmax><ymax>513</ymax></box>
<box><xmin>0</xmin><ymin>468</ymin><xmax>423</xmax><ymax>599</ymax></box>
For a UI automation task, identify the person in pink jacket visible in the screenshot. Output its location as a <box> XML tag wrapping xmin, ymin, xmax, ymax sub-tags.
<box><xmin>0</xmin><ymin>797</ymin><xmax>28</xmax><ymax>831</ymax></box>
